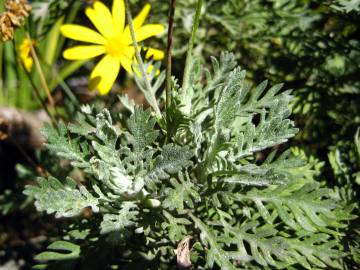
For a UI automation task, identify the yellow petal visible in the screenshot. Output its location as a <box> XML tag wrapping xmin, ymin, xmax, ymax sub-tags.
<box><xmin>119</xmin><ymin>56</ymin><xmax>133</xmax><ymax>75</ymax></box>
<box><xmin>144</xmin><ymin>47</ymin><xmax>164</xmax><ymax>60</ymax></box>
<box><xmin>126</xmin><ymin>57</ymin><xmax>160</xmax><ymax>78</ymax></box>
<box><xmin>122</xmin><ymin>4</ymin><xmax>151</xmax><ymax>37</ymax></box>
<box><xmin>23</xmin><ymin>57</ymin><xmax>33</xmax><ymax>72</ymax></box>
<box><xmin>132</xmin><ymin>63</ymin><xmax>160</xmax><ymax>78</ymax></box>
<box><xmin>134</xmin><ymin>4</ymin><xmax>151</xmax><ymax>29</ymax></box>
<box><xmin>63</xmin><ymin>45</ymin><xmax>106</xmax><ymax>60</ymax></box>
<box><xmin>112</xmin><ymin>0</ymin><xmax>125</xmax><ymax>34</ymax></box>
<box><xmin>18</xmin><ymin>38</ymin><xmax>34</xmax><ymax>72</ymax></box>
<box><xmin>60</xmin><ymin>24</ymin><xmax>106</xmax><ymax>44</ymax></box>
<box><xmin>19</xmin><ymin>39</ymin><xmax>31</xmax><ymax>56</ymax></box>
<box><xmin>85</xmin><ymin>1</ymin><xmax>114</xmax><ymax>38</ymax></box>
<box><xmin>133</xmin><ymin>24</ymin><xmax>165</xmax><ymax>43</ymax></box>
<box><xmin>122</xmin><ymin>46</ymin><xmax>135</xmax><ymax>59</ymax></box>
<box><xmin>89</xmin><ymin>55</ymin><xmax>120</xmax><ymax>95</ymax></box>
<box><xmin>20</xmin><ymin>47</ymin><xmax>30</xmax><ymax>59</ymax></box>
<box><xmin>147</xmin><ymin>64</ymin><xmax>160</xmax><ymax>76</ymax></box>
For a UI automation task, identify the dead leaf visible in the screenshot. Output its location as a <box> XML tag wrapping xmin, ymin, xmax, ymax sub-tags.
<box><xmin>175</xmin><ymin>236</ymin><xmax>193</xmax><ymax>269</ymax></box>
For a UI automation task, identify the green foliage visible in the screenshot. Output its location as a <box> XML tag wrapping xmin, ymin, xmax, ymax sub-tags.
<box><xmin>0</xmin><ymin>0</ymin><xmax>356</xmax><ymax>268</ymax></box>
<box><xmin>191</xmin><ymin>212</ymin><xmax>345</xmax><ymax>269</ymax></box>
<box><xmin>24</xmin><ymin>51</ymin><xmax>356</xmax><ymax>269</ymax></box>
<box><xmin>148</xmin><ymin>144</ymin><xmax>193</xmax><ymax>182</ymax></box>
<box><xmin>133</xmin><ymin>61</ymin><xmax>165</xmax><ymax>116</ymax></box>
<box><xmin>162</xmin><ymin>173</ymin><xmax>200</xmax><ymax>212</ymax></box>
<box><xmin>125</xmin><ymin>106</ymin><xmax>159</xmax><ymax>154</ymax></box>
<box><xmin>235</xmin><ymin>181</ymin><xmax>350</xmax><ymax>232</ymax></box>
<box><xmin>24</xmin><ymin>176</ymin><xmax>99</xmax><ymax>218</ymax></box>
<box><xmin>35</xmin><ymin>240</ymin><xmax>81</xmax><ymax>261</ymax></box>
<box><xmin>134</xmin><ymin>0</ymin><xmax>360</xmax><ymax>163</ymax></box>
<box><xmin>32</xmin><ymin>0</ymin><xmax>73</xmax><ymax>25</ymax></box>
<box><xmin>41</xmin><ymin>122</ymin><xmax>89</xmax><ymax>168</ymax></box>
<box><xmin>0</xmin><ymin>0</ymin><xmax>83</xmax><ymax>111</ymax></box>
<box><xmin>332</xmin><ymin>0</ymin><xmax>360</xmax><ymax>12</ymax></box>
<box><xmin>100</xmin><ymin>201</ymin><xmax>138</xmax><ymax>235</ymax></box>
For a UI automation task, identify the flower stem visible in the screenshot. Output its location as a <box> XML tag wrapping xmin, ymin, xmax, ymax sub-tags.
<box><xmin>13</xmin><ymin>39</ymin><xmax>58</xmax><ymax>129</ymax></box>
<box><xmin>182</xmin><ymin>0</ymin><xmax>203</xmax><ymax>91</ymax></box>
<box><xmin>124</xmin><ymin>0</ymin><xmax>161</xmax><ymax>117</ymax></box>
<box><xmin>166</xmin><ymin>0</ymin><xmax>176</xmax><ymax>111</ymax></box>
<box><xmin>26</xmin><ymin>32</ymin><xmax>55</xmax><ymax>108</ymax></box>
<box><xmin>21</xmin><ymin>64</ymin><xmax>58</xmax><ymax>129</ymax></box>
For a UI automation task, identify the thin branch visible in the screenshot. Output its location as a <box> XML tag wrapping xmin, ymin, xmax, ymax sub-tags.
<box><xmin>166</xmin><ymin>0</ymin><xmax>176</xmax><ymax>111</ymax></box>
<box><xmin>23</xmin><ymin>68</ymin><xmax>58</xmax><ymax>129</ymax></box>
<box><xmin>182</xmin><ymin>0</ymin><xmax>203</xmax><ymax>91</ymax></box>
<box><xmin>124</xmin><ymin>0</ymin><xmax>161</xmax><ymax>117</ymax></box>
<box><xmin>26</xmin><ymin>32</ymin><xmax>55</xmax><ymax>108</ymax></box>
<box><xmin>13</xmin><ymin>39</ymin><xmax>58</xmax><ymax>129</ymax></box>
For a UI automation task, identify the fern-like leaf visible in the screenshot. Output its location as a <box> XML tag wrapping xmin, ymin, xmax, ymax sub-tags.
<box><xmin>234</xmin><ymin>182</ymin><xmax>349</xmax><ymax>233</ymax></box>
<box><xmin>100</xmin><ymin>202</ymin><xmax>138</xmax><ymax>234</ymax></box>
<box><xmin>35</xmin><ymin>240</ymin><xmax>80</xmax><ymax>261</ymax></box>
<box><xmin>163</xmin><ymin>173</ymin><xmax>200</xmax><ymax>211</ymax></box>
<box><xmin>125</xmin><ymin>106</ymin><xmax>159</xmax><ymax>154</ymax></box>
<box><xmin>41</xmin><ymin>123</ymin><xmax>88</xmax><ymax>168</ymax></box>
<box><xmin>147</xmin><ymin>144</ymin><xmax>193</xmax><ymax>183</ymax></box>
<box><xmin>24</xmin><ymin>177</ymin><xmax>99</xmax><ymax>218</ymax></box>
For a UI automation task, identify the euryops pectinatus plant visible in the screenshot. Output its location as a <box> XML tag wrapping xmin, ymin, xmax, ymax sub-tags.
<box><xmin>23</xmin><ymin>0</ymin><xmax>356</xmax><ymax>269</ymax></box>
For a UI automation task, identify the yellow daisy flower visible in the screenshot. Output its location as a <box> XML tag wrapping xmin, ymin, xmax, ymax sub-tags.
<box><xmin>19</xmin><ymin>38</ymin><xmax>33</xmax><ymax>72</ymax></box>
<box><xmin>60</xmin><ymin>0</ymin><xmax>165</xmax><ymax>95</ymax></box>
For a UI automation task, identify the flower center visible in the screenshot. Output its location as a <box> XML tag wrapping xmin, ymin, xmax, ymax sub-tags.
<box><xmin>105</xmin><ymin>35</ymin><xmax>128</xmax><ymax>58</ymax></box>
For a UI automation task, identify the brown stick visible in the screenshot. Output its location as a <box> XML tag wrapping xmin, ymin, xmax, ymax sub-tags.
<box><xmin>26</xmin><ymin>32</ymin><xmax>55</xmax><ymax>107</ymax></box>
<box><xmin>166</xmin><ymin>0</ymin><xmax>176</xmax><ymax>111</ymax></box>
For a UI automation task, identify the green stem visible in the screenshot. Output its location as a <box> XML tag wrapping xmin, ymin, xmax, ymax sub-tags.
<box><xmin>182</xmin><ymin>0</ymin><xmax>203</xmax><ymax>91</ymax></box>
<box><xmin>124</xmin><ymin>0</ymin><xmax>161</xmax><ymax>117</ymax></box>
<box><xmin>17</xmin><ymin>60</ymin><xmax>33</xmax><ymax>109</ymax></box>
<box><xmin>4</xmin><ymin>41</ymin><xmax>17</xmax><ymax>106</ymax></box>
